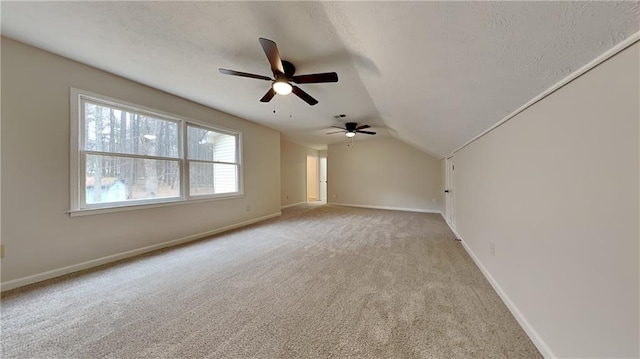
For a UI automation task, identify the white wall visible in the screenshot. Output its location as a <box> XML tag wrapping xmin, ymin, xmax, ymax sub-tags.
<box><xmin>453</xmin><ymin>42</ymin><xmax>639</xmax><ymax>358</ymax></box>
<box><xmin>1</xmin><ymin>38</ymin><xmax>281</xmax><ymax>286</ymax></box>
<box><xmin>280</xmin><ymin>139</ymin><xmax>318</xmax><ymax>207</ymax></box>
<box><xmin>328</xmin><ymin>137</ymin><xmax>442</xmax><ymax>212</ymax></box>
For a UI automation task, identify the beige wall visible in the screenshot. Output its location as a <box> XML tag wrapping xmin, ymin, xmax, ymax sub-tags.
<box><xmin>453</xmin><ymin>42</ymin><xmax>639</xmax><ymax>357</ymax></box>
<box><xmin>1</xmin><ymin>38</ymin><xmax>281</xmax><ymax>286</ymax></box>
<box><xmin>280</xmin><ymin>139</ymin><xmax>318</xmax><ymax>207</ymax></box>
<box><xmin>328</xmin><ymin>137</ymin><xmax>442</xmax><ymax>212</ymax></box>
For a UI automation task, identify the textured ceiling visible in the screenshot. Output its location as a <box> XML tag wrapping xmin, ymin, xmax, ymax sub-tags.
<box><xmin>2</xmin><ymin>1</ymin><xmax>638</xmax><ymax>158</ymax></box>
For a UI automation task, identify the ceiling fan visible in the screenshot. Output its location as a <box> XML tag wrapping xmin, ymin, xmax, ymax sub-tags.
<box><xmin>219</xmin><ymin>38</ymin><xmax>338</xmax><ymax>106</ymax></box>
<box><xmin>327</xmin><ymin>122</ymin><xmax>376</xmax><ymax>138</ymax></box>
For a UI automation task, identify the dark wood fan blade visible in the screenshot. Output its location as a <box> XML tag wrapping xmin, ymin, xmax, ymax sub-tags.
<box><xmin>292</xmin><ymin>86</ymin><xmax>318</xmax><ymax>106</ymax></box>
<box><xmin>292</xmin><ymin>72</ymin><xmax>338</xmax><ymax>84</ymax></box>
<box><xmin>326</xmin><ymin>131</ymin><xmax>346</xmax><ymax>134</ymax></box>
<box><xmin>331</xmin><ymin>126</ymin><xmax>345</xmax><ymax>130</ymax></box>
<box><xmin>258</xmin><ymin>38</ymin><xmax>285</xmax><ymax>75</ymax></box>
<box><xmin>219</xmin><ymin>68</ymin><xmax>272</xmax><ymax>81</ymax></box>
<box><xmin>356</xmin><ymin>124</ymin><xmax>370</xmax><ymax>130</ymax></box>
<box><xmin>260</xmin><ymin>88</ymin><xmax>277</xmax><ymax>102</ymax></box>
<box><xmin>356</xmin><ymin>130</ymin><xmax>376</xmax><ymax>135</ymax></box>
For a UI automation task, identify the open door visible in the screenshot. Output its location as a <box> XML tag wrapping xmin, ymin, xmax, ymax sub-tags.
<box><xmin>319</xmin><ymin>157</ymin><xmax>327</xmax><ymax>201</ymax></box>
<box><xmin>445</xmin><ymin>156</ymin><xmax>455</xmax><ymax>228</ymax></box>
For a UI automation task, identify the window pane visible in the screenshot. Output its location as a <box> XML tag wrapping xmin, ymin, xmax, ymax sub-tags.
<box><xmin>214</xmin><ymin>163</ymin><xmax>238</xmax><ymax>193</ymax></box>
<box><xmin>189</xmin><ymin>162</ymin><xmax>238</xmax><ymax>196</ymax></box>
<box><xmin>85</xmin><ymin>154</ymin><xmax>180</xmax><ymax>204</ymax></box>
<box><xmin>187</xmin><ymin>126</ymin><xmax>236</xmax><ymax>163</ymax></box>
<box><xmin>84</xmin><ymin>102</ymin><xmax>179</xmax><ymax>158</ymax></box>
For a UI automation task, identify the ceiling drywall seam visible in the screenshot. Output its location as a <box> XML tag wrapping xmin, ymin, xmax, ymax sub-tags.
<box><xmin>443</xmin><ymin>31</ymin><xmax>640</xmax><ymax>160</ymax></box>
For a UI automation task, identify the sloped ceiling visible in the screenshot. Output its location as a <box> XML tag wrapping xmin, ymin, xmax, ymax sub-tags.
<box><xmin>2</xmin><ymin>1</ymin><xmax>638</xmax><ymax>158</ymax></box>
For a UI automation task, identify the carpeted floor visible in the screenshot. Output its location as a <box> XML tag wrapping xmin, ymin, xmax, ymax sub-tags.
<box><xmin>1</xmin><ymin>204</ymin><xmax>541</xmax><ymax>358</ymax></box>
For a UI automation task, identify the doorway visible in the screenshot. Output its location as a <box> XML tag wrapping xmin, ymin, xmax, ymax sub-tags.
<box><xmin>306</xmin><ymin>155</ymin><xmax>318</xmax><ymax>202</ymax></box>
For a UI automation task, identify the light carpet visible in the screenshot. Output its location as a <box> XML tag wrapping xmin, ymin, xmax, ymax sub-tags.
<box><xmin>1</xmin><ymin>204</ymin><xmax>541</xmax><ymax>358</ymax></box>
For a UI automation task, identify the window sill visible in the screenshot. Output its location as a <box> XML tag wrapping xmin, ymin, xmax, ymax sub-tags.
<box><xmin>69</xmin><ymin>193</ymin><xmax>244</xmax><ymax>217</ymax></box>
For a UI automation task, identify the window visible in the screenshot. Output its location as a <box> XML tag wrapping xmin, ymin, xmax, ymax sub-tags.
<box><xmin>70</xmin><ymin>89</ymin><xmax>242</xmax><ymax>214</ymax></box>
<box><xmin>187</xmin><ymin>125</ymin><xmax>238</xmax><ymax>196</ymax></box>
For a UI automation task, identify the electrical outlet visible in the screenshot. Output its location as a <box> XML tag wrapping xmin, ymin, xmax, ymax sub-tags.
<box><xmin>246</xmin><ymin>205</ymin><xmax>251</xmax><ymax>212</ymax></box>
<box><xmin>333</xmin><ymin>194</ymin><xmax>337</xmax><ymax>199</ymax></box>
<box><xmin>286</xmin><ymin>195</ymin><xmax>289</xmax><ymax>200</ymax></box>
<box><xmin>490</xmin><ymin>242</ymin><xmax>495</xmax><ymax>256</ymax></box>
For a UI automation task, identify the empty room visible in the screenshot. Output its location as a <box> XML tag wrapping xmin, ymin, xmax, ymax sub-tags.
<box><xmin>1</xmin><ymin>2</ymin><xmax>638</xmax><ymax>358</ymax></box>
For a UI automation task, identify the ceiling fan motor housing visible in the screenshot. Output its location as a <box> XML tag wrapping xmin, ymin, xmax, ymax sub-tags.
<box><xmin>280</xmin><ymin>60</ymin><xmax>296</xmax><ymax>79</ymax></box>
<box><xmin>345</xmin><ymin>122</ymin><xmax>358</xmax><ymax>132</ymax></box>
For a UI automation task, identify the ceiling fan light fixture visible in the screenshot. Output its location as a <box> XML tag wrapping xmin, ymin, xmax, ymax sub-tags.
<box><xmin>345</xmin><ymin>132</ymin><xmax>356</xmax><ymax>138</ymax></box>
<box><xmin>273</xmin><ymin>80</ymin><xmax>292</xmax><ymax>95</ymax></box>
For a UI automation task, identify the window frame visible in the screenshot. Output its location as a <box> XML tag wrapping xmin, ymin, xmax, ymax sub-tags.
<box><xmin>70</xmin><ymin>88</ymin><xmax>243</xmax><ymax>216</ymax></box>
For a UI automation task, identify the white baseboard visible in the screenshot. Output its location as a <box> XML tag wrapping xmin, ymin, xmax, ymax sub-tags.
<box><xmin>441</xmin><ymin>218</ymin><xmax>555</xmax><ymax>358</ymax></box>
<box><xmin>281</xmin><ymin>201</ymin><xmax>306</xmax><ymax>209</ymax></box>
<box><xmin>330</xmin><ymin>202</ymin><xmax>442</xmax><ymax>214</ymax></box>
<box><xmin>1</xmin><ymin>212</ymin><xmax>282</xmax><ymax>292</ymax></box>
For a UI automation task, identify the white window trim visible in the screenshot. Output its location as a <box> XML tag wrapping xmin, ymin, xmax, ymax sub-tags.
<box><xmin>69</xmin><ymin>88</ymin><xmax>243</xmax><ymax>217</ymax></box>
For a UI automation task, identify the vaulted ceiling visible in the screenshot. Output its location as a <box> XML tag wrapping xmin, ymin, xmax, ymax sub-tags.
<box><xmin>2</xmin><ymin>1</ymin><xmax>638</xmax><ymax>158</ymax></box>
